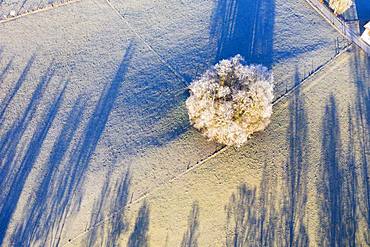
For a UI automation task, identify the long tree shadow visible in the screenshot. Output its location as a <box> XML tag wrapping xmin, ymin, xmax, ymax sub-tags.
<box><xmin>210</xmin><ymin>0</ymin><xmax>275</xmax><ymax>67</ymax></box>
<box><xmin>10</xmin><ymin>98</ymin><xmax>85</xmax><ymax>246</ymax></box>
<box><xmin>0</xmin><ymin>76</ymin><xmax>66</xmax><ymax>245</ymax></box>
<box><xmin>343</xmin><ymin>106</ymin><xmax>358</xmax><ymax>246</ymax></box>
<box><xmin>0</xmin><ymin>60</ymin><xmax>56</xmax><ymax>245</ymax></box>
<box><xmin>0</xmin><ymin>56</ymin><xmax>13</xmax><ymax>86</ymax></box>
<box><xmin>317</xmin><ymin>95</ymin><xmax>361</xmax><ymax>246</ymax></box>
<box><xmin>225</xmin><ymin>166</ymin><xmax>277</xmax><ymax>247</ymax></box>
<box><xmin>116</xmin><ymin>61</ymin><xmax>190</xmax><ymax>155</ymax></box>
<box><xmin>350</xmin><ymin>48</ymin><xmax>370</xmax><ymax>245</ymax></box>
<box><xmin>127</xmin><ymin>200</ymin><xmax>150</xmax><ymax>247</ymax></box>
<box><xmin>22</xmin><ymin>44</ymin><xmax>135</xmax><ymax>246</ymax></box>
<box><xmin>0</xmin><ymin>39</ymin><xmax>193</xmax><ymax>245</ymax></box>
<box><xmin>85</xmin><ymin>171</ymin><xmax>112</xmax><ymax>247</ymax></box>
<box><xmin>280</xmin><ymin>68</ymin><xmax>309</xmax><ymax>247</ymax></box>
<box><xmin>225</xmin><ymin>70</ymin><xmax>310</xmax><ymax>247</ymax></box>
<box><xmin>85</xmin><ymin>169</ymin><xmax>131</xmax><ymax>247</ymax></box>
<box><xmin>0</xmin><ymin>44</ymin><xmax>135</xmax><ymax>246</ymax></box>
<box><xmin>314</xmin><ymin>47</ymin><xmax>370</xmax><ymax>246</ymax></box>
<box><xmin>0</xmin><ymin>58</ymin><xmax>53</xmax><ymax>194</ymax></box>
<box><xmin>102</xmin><ymin>170</ymin><xmax>131</xmax><ymax>247</ymax></box>
<box><xmin>226</xmin><ymin>184</ymin><xmax>258</xmax><ymax>247</ymax></box>
<box><xmin>318</xmin><ymin>96</ymin><xmax>343</xmax><ymax>246</ymax></box>
<box><xmin>0</xmin><ymin>55</ymin><xmax>35</xmax><ymax>124</ymax></box>
<box><xmin>181</xmin><ymin>201</ymin><xmax>200</xmax><ymax>247</ymax></box>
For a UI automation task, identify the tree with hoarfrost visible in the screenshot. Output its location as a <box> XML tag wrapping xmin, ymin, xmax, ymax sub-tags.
<box><xmin>329</xmin><ymin>0</ymin><xmax>352</xmax><ymax>15</ymax></box>
<box><xmin>186</xmin><ymin>55</ymin><xmax>274</xmax><ymax>147</ymax></box>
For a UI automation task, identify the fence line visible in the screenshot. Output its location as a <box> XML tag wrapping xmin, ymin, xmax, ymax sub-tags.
<box><xmin>62</xmin><ymin>42</ymin><xmax>355</xmax><ymax>247</ymax></box>
<box><xmin>305</xmin><ymin>0</ymin><xmax>370</xmax><ymax>56</ymax></box>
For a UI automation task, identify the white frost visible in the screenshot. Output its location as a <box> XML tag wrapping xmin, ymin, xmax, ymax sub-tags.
<box><xmin>186</xmin><ymin>55</ymin><xmax>274</xmax><ymax>146</ymax></box>
<box><xmin>9</xmin><ymin>10</ymin><xmax>16</xmax><ymax>17</ymax></box>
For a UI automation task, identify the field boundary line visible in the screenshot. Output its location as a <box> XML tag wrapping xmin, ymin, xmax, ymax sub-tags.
<box><xmin>63</xmin><ymin>40</ymin><xmax>353</xmax><ymax>246</ymax></box>
<box><xmin>304</xmin><ymin>0</ymin><xmax>370</xmax><ymax>56</ymax></box>
<box><xmin>104</xmin><ymin>0</ymin><xmax>189</xmax><ymax>87</ymax></box>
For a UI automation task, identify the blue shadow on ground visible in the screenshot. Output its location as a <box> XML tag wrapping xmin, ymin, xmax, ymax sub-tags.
<box><xmin>0</xmin><ymin>43</ymin><xmax>135</xmax><ymax>245</ymax></box>
<box><xmin>115</xmin><ymin>63</ymin><xmax>190</xmax><ymax>155</ymax></box>
<box><xmin>349</xmin><ymin>48</ymin><xmax>370</xmax><ymax>245</ymax></box>
<box><xmin>85</xmin><ymin>169</ymin><xmax>131</xmax><ymax>247</ymax></box>
<box><xmin>316</xmin><ymin>48</ymin><xmax>369</xmax><ymax>245</ymax></box>
<box><xmin>318</xmin><ymin>96</ymin><xmax>345</xmax><ymax>246</ymax></box>
<box><xmin>0</xmin><ymin>56</ymin><xmax>13</xmax><ymax>87</ymax></box>
<box><xmin>210</xmin><ymin>0</ymin><xmax>275</xmax><ymax>68</ymax></box>
<box><xmin>0</xmin><ymin>62</ymin><xmax>64</xmax><ymax>245</ymax></box>
<box><xmin>281</xmin><ymin>67</ymin><xmax>310</xmax><ymax>246</ymax></box>
<box><xmin>127</xmin><ymin>200</ymin><xmax>150</xmax><ymax>247</ymax></box>
<box><xmin>0</xmin><ymin>37</ymin><xmax>193</xmax><ymax>245</ymax></box>
<box><xmin>0</xmin><ymin>55</ymin><xmax>35</xmax><ymax>125</ymax></box>
<box><xmin>13</xmin><ymin>44</ymin><xmax>134</xmax><ymax>246</ymax></box>
<box><xmin>317</xmin><ymin>94</ymin><xmax>360</xmax><ymax>246</ymax></box>
<box><xmin>181</xmin><ymin>201</ymin><xmax>200</xmax><ymax>247</ymax></box>
<box><xmin>225</xmin><ymin>169</ymin><xmax>278</xmax><ymax>246</ymax></box>
<box><xmin>355</xmin><ymin>0</ymin><xmax>370</xmax><ymax>32</ymax></box>
<box><xmin>225</xmin><ymin>71</ymin><xmax>310</xmax><ymax>246</ymax></box>
<box><xmin>10</xmin><ymin>98</ymin><xmax>85</xmax><ymax>246</ymax></box>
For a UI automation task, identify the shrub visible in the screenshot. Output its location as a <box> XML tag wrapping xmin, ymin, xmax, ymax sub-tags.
<box><xmin>186</xmin><ymin>55</ymin><xmax>274</xmax><ymax>146</ymax></box>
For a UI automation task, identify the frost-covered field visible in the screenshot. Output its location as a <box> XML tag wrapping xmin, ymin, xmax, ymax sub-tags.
<box><xmin>0</xmin><ymin>0</ymin><xmax>367</xmax><ymax>246</ymax></box>
<box><xmin>0</xmin><ymin>0</ymin><xmax>73</xmax><ymax>20</ymax></box>
<box><xmin>105</xmin><ymin>47</ymin><xmax>370</xmax><ymax>246</ymax></box>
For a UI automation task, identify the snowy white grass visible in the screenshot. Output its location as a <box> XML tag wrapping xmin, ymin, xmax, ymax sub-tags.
<box><xmin>186</xmin><ymin>55</ymin><xmax>274</xmax><ymax>146</ymax></box>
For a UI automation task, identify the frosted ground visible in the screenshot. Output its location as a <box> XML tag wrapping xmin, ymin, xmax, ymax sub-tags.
<box><xmin>0</xmin><ymin>0</ymin><xmax>368</xmax><ymax>246</ymax></box>
<box><xmin>110</xmin><ymin>48</ymin><xmax>370</xmax><ymax>246</ymax></box>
